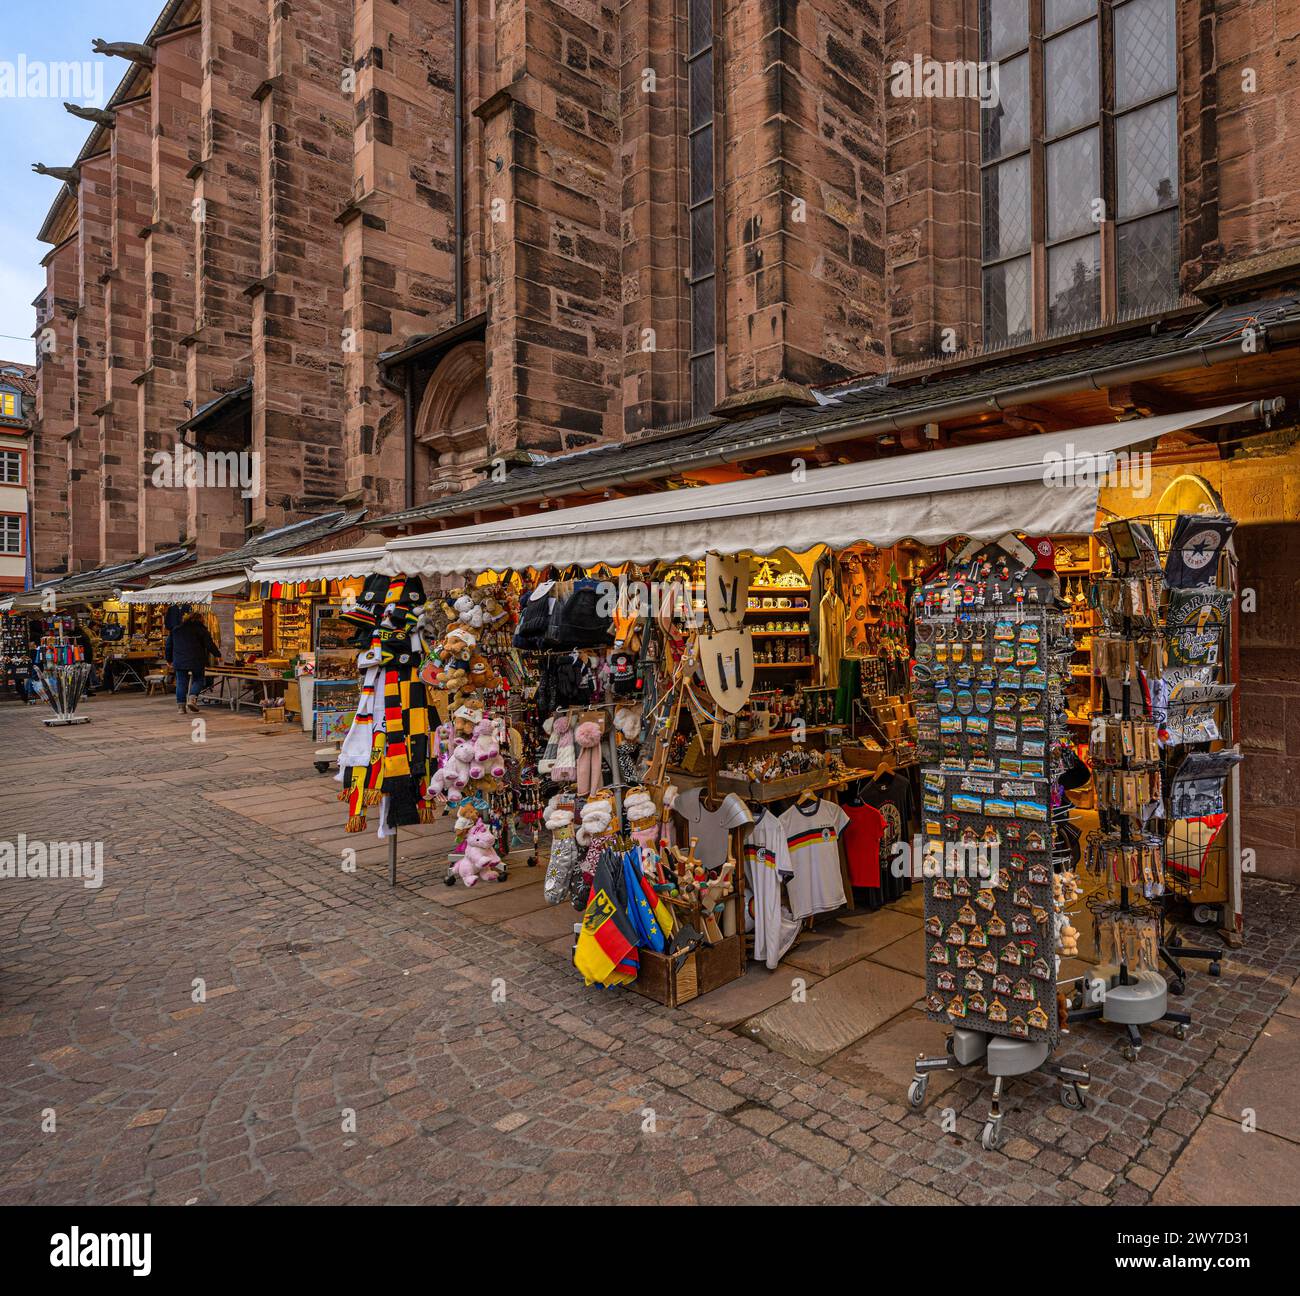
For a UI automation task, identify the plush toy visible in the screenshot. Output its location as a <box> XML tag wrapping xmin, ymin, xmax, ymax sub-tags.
<box><xmin>466</xmin><ymin>653</ymin><xmax>500</xmax><ymax>691</ymax></box>
<box><xmin>452</xmin><ymin>593</ymin><xmax>486</xmax><ymax>630</ymax></box>
<box><xmin>442</xmin><ymin>626</ymin><xmax>477</xmax><ymax>662</ymax></box>
<box><xmin>469</xmin><ymin>719</ymin><xmax>505</xmax><ymax>781</ymax></box>
<box><xmin>613</xmin><ymin>704</ymin><xmax>642</xmax><ymax>742</ymax></box>
<box><xmin>455</xmin><ymin>820</ymin><xmax>501</xmax><ymax>885</ymax></box>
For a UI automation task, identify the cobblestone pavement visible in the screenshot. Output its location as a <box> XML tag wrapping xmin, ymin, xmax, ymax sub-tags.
<box><xmin>1</xmin><ymin>695</ymin><xmax>1297</xmax><ymax>1205</ymax></box>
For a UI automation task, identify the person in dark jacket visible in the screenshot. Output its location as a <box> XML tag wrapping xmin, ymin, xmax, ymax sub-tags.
<box><xmin>166</xmin><ymin>611</ymin><xmax>221</xmax><ymax>714</ymax></box>
<box><xmin>72</xmin><ymin>625</ymin><xmax>98</xmax><ymax>696</ymax></box>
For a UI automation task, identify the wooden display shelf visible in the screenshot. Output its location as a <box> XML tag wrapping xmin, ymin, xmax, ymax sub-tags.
<box><xmin>712</xmin><ymin>724</ymin><xmax>836</xmax><ymax>747</ymax></box>
<box><xmin>754</xmin><ymin>660</ymin><xmax>813</xmax><ymax>668</ymax></box>
<box><xmin>750</xmin><ymin>630</ymin><xmax>808</xmax><ymax>637</ymax></box>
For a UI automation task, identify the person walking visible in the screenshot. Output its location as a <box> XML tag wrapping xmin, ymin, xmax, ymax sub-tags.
<box><xmin>165</xmin><ymin>610</ymin><xmax>221</xmax><ymax>714</ymax></box>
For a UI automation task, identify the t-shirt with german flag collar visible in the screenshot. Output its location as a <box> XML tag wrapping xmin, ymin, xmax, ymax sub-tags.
<box><xmin>779</xmin><ymin>800</ymin><xmax>849</xmax><ymax>919</ymax></box>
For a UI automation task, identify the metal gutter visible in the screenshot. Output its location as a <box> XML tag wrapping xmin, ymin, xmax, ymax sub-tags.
<box><xmin>454</xmin><ymin>0</ymin><xmax>465</xmax><ymax>324</ymax></box>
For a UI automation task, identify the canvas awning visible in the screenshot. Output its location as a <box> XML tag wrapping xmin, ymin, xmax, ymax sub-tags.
<box><xmin>121</xmin><ymin>575</ymin><xmax>247</xmax><ymax>605</ymax></box>
<box><xmin>381</xmin><ymin>404</ymin><xmax>1262</xmax><ymax>575</ymax></box>
<box><xmin>247</xmin><ymin>542</ymin><xmax>389</xmax><ymax>584</ymax></box>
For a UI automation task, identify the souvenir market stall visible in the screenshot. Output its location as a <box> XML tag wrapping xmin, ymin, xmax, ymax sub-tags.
<box><xmin>1</xmin><ymin>606</ymin><xmax>36</xmax><ymax>699</ymax></box>
<box><xmin>121</xmin><ymin>575</ymin><xmax>260</xmax><ymax>711</ymax></box>
<box><xmin>369</xmin><ymin>402</ymin><xmax>1258</xmax><ymax>1013</ymax></box>
<box><xmin>241</xmin><ymin>574</ymin><xmax>367</xmax><ymax>733</ymax></box>
<box><xmin>237</xmin><ymin>405</ymin><xmax>1266</xmax><ymax>1143</ymax></box>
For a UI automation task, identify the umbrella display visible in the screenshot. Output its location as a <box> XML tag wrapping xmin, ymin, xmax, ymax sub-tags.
<box><xmin>34</xmin><ymin>663</ymin><xmax>93</xmax><ymax>726</ymax></box>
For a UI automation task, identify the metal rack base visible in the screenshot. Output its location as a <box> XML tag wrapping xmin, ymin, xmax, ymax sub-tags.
<box><xmin>908</xmin><ymin>1027</ymin><xmax>1091</xmax><ymax>1150</ymax></box>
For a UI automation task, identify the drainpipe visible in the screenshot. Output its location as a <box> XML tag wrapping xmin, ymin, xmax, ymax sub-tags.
<box><xmin>454</xmin><ymin>0</ymin><xmax>465</xmax><ymax>324</ymax></box>
<box><xmin>404</xmin><ymin>364</ymin><xmax>416</xmax><ymax>510</ymax></box>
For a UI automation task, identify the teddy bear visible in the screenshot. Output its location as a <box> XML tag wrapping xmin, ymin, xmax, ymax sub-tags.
<box><xmin>435</xmin><ymin>663</ymin><xmax>470</xmax><ymax>695</ymax></box>
<box><xmin>442</xmin><ymin>625</ymin><xmax>477</xmax><ymax>663</ymax></box>
<box><xmin>454</xmin><ymin>820</ymin><xmax>501</xmax><ymax>886</ymax></box>
<box><xmin>458</xmin><ymin>593</ymin><xmax>488</xmax><ymax>629</ymax></box>
<box><xmin>466</xmin><ymin>653</ymin><xmax>500</xmax><ymax>691</ymax></box>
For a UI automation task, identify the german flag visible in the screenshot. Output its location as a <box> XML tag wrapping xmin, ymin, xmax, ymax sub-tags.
<box><xmin>574</xmin><ymin>849</ymin><xmax>640</xmax><ymax>987</ymax></box>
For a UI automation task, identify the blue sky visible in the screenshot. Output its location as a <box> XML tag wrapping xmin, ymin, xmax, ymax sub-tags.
<box><xmin>0</xmin><ymin>0</ymin><xmax>160</xmax><ymax>363</ymax></box>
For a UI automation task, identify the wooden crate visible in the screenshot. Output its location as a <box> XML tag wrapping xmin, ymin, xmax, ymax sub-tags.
<box><xmin>631</xmin><ymin>934</ymin><xmax>744</xmax><ymax>1007</ymax></box>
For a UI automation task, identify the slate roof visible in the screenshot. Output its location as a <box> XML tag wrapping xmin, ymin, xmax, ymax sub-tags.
<box><xmin>172</xmin><ymin>510</ymin><xmax>369</xmax><ymax>581</ymax></box>
<box><xmin>375</xmin><ymin>297</ymin><xmax>1300</xmax><ymax>530</ymax></box>
<box><xmin>27</xmin><ymin>547</ymin><xmax>194</xmax><ymax>601</ymax></box>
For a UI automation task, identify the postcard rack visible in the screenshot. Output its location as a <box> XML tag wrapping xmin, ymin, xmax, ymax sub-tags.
<box><xmin>906</xmin><ymin>535</ymin><xmax>1090</xmax><ymax>1149</ymax></box>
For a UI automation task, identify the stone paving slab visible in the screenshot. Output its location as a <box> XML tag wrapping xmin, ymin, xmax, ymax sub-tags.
<box><xmin>783</xmin><ymin>910</ymin><xmax>920</xmax><ymax>977</ymax></box>
<box><xmin>821</xmin><ymin>1009</ymin><xmax>959</xmax><ymax>1105</ymax></box>
<box><xmin>743</xmin><ymin>961</ymin><xmax>926</xmax><ymax>1066</ymax></box>
<box><xmin>866</xmin><ymin>928</ymin><xmax>926</xmax><ymax>975</ymax></box>
<box><xmin>1153</xmin><ymin>1114</ymin><xmax>1300</xmax><ymax>1206</ymax></box>
<box><xmin>500</xmin><ymin>902</ymin><xmax>586</xmax><ymax>943</ymax></box>
<box><xmin>687</xmin><ymin>963</ymin><xmax>825</xmax><ymax>1028</ymax></box>
<box><xmin>1211</xmin><ymin>1009</ymin><xmax>1300</xmax><ymax>1142</ymax></box>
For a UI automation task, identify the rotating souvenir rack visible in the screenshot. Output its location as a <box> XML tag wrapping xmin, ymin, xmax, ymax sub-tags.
<box><xmin>1143</xmin><ymin>513</ymin><xmax>1239</xmax><ymax>977</ymax></box>
<box><xmin>1069</xmin><ymin>517</ymin><xmax>1199</xmax><ymax>1060</ymax></box>
<box><xmin>908</xmin><ymin>536</ymin><xmax>1089</xmax><ymax>1151</ymax></box>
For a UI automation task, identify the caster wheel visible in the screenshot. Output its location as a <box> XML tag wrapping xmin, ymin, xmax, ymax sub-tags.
<box><xmin>1122</xmin><ymin>1044</ymin><xmax>1139</xmax><ymax>1063</ymax></box>
<box><xmin>945</xmin><ymin>1035</ymin><xmax>955</xmax><ymax>1056</ymax></box>
<box><xmin>444</xmin><ymin>873</ymin><xmax>456</xmax><ymax>887</ymax></box>
<box><xmin>907</xmin><ymin>1077</ymin><xmax>928</xmax><ymax>1109</ymax></box>
<box><xmin>981</xmin><ymin>1119</ymin><xmax>1003</xmax><ymax>1151</ymax></box>
<box><xmin>1168</xmin><ymin>978</ymin><xmax>1185</xmax><ymax>996</ymax></box>
<box><xmin>1060</xmin><ymin>1083</ymin><xmax>1085</xmax><ymax>1111</ymax></box>
<box><xmin>498</xmin><ymin>870</ymin><xmax>508</xmax><ymax>882</ymax></box>
<box><xmin>1174</xmin><ymin>1024</ymin><xmax>1187</xmax><ymax>1041</ymax></box>
<box><xmin>527</xmin><ymin>855</ymin><xmax>538</xmax><ymax>868</ymax></box>
<box><xmin>1209</xmin><ymin>962</ymin><xmax>1222</xmax><ymax>978</ymax></box>
<box><xmin>313</xmin><ymin>761</ymin><xmax>331</xmax><ymax>774</ymax></box>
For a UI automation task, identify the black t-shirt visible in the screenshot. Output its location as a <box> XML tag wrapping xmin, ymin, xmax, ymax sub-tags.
<box><xmin>852</xmin><ymin>771</ymin><xmax>915</xmax><ymax>902</ymax></box>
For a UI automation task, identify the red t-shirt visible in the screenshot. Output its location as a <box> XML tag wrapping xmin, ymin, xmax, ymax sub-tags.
<box><xmin>842</xmin><ymin>803</ymin><xmax>886</xmax><ymax>888</ymax></box>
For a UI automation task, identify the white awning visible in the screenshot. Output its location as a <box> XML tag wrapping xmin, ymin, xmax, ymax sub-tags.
<box><xmin>121</xmin><ymin>575</ymin><xmax>247</xmax><ymax>605</ymax></box>
<box><xmin>248</xmin><ymin>544</ymin><xmax>388</xmax><ymax>583</ymax></box>
<box><xmin>381</xmin><ymin>404</ymin><xmax>1259</xmax><ymax>575</ymax></box>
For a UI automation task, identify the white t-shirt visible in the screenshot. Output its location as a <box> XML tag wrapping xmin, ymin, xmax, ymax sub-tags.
<box><xmin>779</xmin><ymin>800</ymin><xmax>849</xmax><ymax>919</ymax></box>
<box><xmin>743</xmin><ymin>810</ymin><xmax>801</xmax><ymax>969</ymax></box>
<box><xmin>673</xmin><ymin>787</ymin><xmax>753</xmax><ymax>870</ymax></box>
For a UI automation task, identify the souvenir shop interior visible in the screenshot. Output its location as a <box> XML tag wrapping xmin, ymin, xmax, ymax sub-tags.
<box><xmin>238</xmin><ymin>576</ymin><xmax>369</xmax><ymax>735</ymax></box>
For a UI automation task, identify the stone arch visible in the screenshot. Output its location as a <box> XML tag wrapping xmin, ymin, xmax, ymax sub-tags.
<box><xmin>413</xmin><ymin>341</ymin><xmax>488</xmax><ymax>493</ymax></box>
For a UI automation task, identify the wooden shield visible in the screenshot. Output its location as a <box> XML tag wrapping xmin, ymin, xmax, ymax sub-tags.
<box><xmin>705</xmin><ymin>552</ymin><xmax>751</xmax><ymax>631</ymax></box>
<box><xmin>698</xmin><ymin>627</ymin><xmax>755</xmax><ymax>713</ymax></box>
